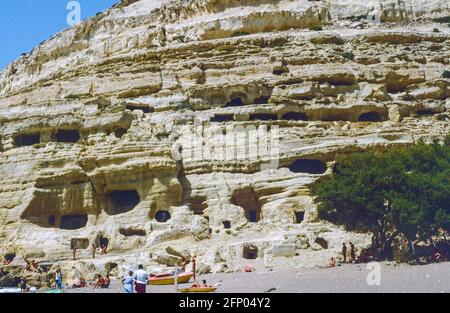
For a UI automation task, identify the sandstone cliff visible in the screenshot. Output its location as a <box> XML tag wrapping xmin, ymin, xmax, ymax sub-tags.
<box><xmin>0</xmin><ymin>0</ymin><xmax>449</xmax><ymax>285</ymax></box>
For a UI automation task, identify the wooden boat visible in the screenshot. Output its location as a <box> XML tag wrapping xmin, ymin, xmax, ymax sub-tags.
<box><xmin>178</xmin><ymin>287</ymin><xmax>217</xmax><ymax>293</ymax></box>
<box><xmin>149</xmin><ymin>272</ymin><xmax>193</xmax><ymax>285</ymax></box>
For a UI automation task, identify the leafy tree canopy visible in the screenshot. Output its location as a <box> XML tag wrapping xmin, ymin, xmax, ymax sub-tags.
<box><xmin>311</xmin><ymin>136</ymin><xmax>450</xmax><ymax>259</ymax></box>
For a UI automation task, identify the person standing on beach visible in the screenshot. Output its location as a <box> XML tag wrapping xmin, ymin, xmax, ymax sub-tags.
<box><xmin>55</xmin><ymin>269</ymin><xmax>63</xmax><ymax>290</ymax></box>
<box><xmin>350</xmin><ymin>242</ymin><xmax>356</xmax><ymax>263</ymax></box>
<box><xmin>134</xmin><ymin>265</ymin><xmax>148</xmax><ymax>294</ymax></box>
<box><xmin>191</xmin><ymin>256</ymin><xmax>196</xmax><ymax>281</ymax></box>
<box><xmin>122</xmin><ymin>271</ymin><xmax>135</xmax><ymax>293</ymax></box>
<box><xmin>91</xmin><ymin>243</ymin><xmax>96</xmax><ymax>259</ymax></box>
<box><xmin>342</xmin><ymin>243</ymin><xmax>347</xmax><ymax>263</ymax></box>
<box><xmin>20</xmin><ymin>277</ymin><xmax>29</xmax><ymax>292</ymax></box>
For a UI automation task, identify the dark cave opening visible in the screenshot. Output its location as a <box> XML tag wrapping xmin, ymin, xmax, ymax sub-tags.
<box><xmin>295</xmin><ymin>211</ymin><xmax>305</xmax><ymax>223</ymax></box>
<box><xmin>70</xmin><ymin>238</ymin><xmax>90</xmax><ymax>250</ymax></box>
<box><xmin>60</xmin><ymin>214</ymin><xmax>88</xmax><ymax>230</ymax></box>
<box><xmin>315</xmin><ymin>237</ymin><xmax>328</xmax><ymax>249</ymax></box>
<box><xmin>14</xmin><ymin>133</ymin><xmax>40</xmax><ymax>147</ymax></box>
<box><xmin>415</xmin><ymin>109</ymin><xmax>434</xmax><ymax>116</ymax></box>
<box><xmin>210</xmin><ymin>114</ymin><xmax>234</xmax><ymax>122</ymax></box>
<box><xmin>231</xmin><ymin>187</ymin><xmax>261</xmax><ymax>223</ymax></box>
<box><xmin>223</xmin><ymin>220</ymin><xmax>231</xmax><ymax>229</ymax></box>
<box><xmin>97</xmin><ymin>236</ymin><xmax>109</xmax><ymax>249</ymax></box>
<box><xmin>126</xmin><ymin>104</ymin><xmax>154</xmax><ymax>113</ymax></box>
<box><xmin>119</xmin><ymin>227</ymin><xmax>147</xmax><ymax>237</ymax></box>
<box><xmin>226</xmin><ymin>97</ymin><xmax>244</xmax><ymax>107</ymax></box>
<box><xmin>358</xmin><ymin>112</ymin><xmax>382</xmax><ymax>122</ymax></box>
<box><xmin>4</xmin><ymin>253</ymin><xmax>16</xmax><ymax>263</ymax></box>
<box><xmin>254</xmin><ymin>96</ymin><xmax>270</xmax><ymax>104</ymax></box>
<box><xmin>48</xmin><ymin>215</ymin><xmax>56</xmax><ymax>227</ymax></box>
<box><xmin>249</xmin><ymin>113</ymin><xmax>278</xmax><ymax>121</ymax></box>
<box><xmin>105</xmin><ymin>190</ymin><xmax>140</xmax><ymax>215</ymax></box>
<box><xmin>243</xmin><ymin>244</ymin><xmax>258</xmax><ymax>259</ymax></box>
<box><xmin>281</xmin><ymin>112</ymin><xmax>308</xmax><ymax>121</ymax></box>
<box><xmin>114</xmin><ymin>128</ymin><xmax>128</xmax><ymax>139</ymax></box>
<box><xmin>55</xmin><ymin>129</ymin><xmax>80</xmax><ymax>143</ymax></box>
<box><xmin>155</xmin><ymin>211</ymin><xmax>171</xmax><ymax>223</ymax></box>
<box><xmin>289</xmin><ymin>159</ymin><xmax>327</xmax><ymax>174</ymax></box>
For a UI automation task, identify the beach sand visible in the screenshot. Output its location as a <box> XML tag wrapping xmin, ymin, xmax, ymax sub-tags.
<box><xmin>48</xmin><ymin>262</ymin><xmax>450</xmax><ymax>293</ymax></box>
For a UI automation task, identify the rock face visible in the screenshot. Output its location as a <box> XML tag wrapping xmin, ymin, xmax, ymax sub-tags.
<box><xmin>0</xmin><ymin>0</ymin><xmax>449</xmax><ymax>282</ymax></box>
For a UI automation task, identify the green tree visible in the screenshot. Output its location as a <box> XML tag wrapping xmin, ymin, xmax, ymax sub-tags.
<box><xmin>311</xmin><ymin>137</ymin><xmax>450</xmax><ymax>260</ymax></box>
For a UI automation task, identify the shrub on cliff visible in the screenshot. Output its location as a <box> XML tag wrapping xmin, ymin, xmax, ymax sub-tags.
<box><xmin>310</xmin><ymin>136</ymin><xmax>450</xmax><ymax>260</ymax></box>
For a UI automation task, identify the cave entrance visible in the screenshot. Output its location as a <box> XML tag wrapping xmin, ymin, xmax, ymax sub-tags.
<box><xmin>415</xmin><ymin>109</ymin><xmax>434</xmax><ymax>116</ymax></box>
<box><xmin>4</xmin><ymin>253</ymin><xmax>16</xmax><ymax>263</ymax></box>
<box><xmin>119</xmin><ymin>228</ymin><xmax>147</xmax><ymax>237</ymax></box>
<box><xmin>254</xmin><ymin>96</ymin><xmax>270</xmax><ymax>104</ymax></box>
<box><xmin>48</xmin><ymin>215</ymin><xmax>56</xmax><ymax>227</ymax></box>
<box><xmin>210</xmin><ymin>114</ymin><xmax>234</xmax><ymax>122</ymax></box>
<box><xmin>94</xmin><ymin>235</ymin><xmax>109</xmax><ymax>249</ymax></box>
<box><xmin>155</xmin><ymin>211</ymin><xmax>171</xmax><ymax>223</ymax></box>
<box><xmin>126</xmin><ymin>104</ymin><xmax>153</xmax><ymax>113</ymax></box>
<box><xmin>289</xmin><ymin>159</ymin><xmax>327</xmax><ymax>174</ymax></box>
<box><xmin>226</xmin><ymin>97</ymin><xmax>244</xmax><ymax>107</ymax></box>
<box><xmin>189</xmin><ymin>195</ymin><xmax>207</xmax><ymax>215</ymax></box>
<box><xmin>315</xmin><ymin>237</ymin><xmax>328</xmax><ymax>249</ymax></box>
<box><xmin>282</xmin><ymin>112</ymin><xmax>308</xmax><ymax>121</ymax></box>
<box><xmin>70</xmin><ymin>238</ymin><xmax>90</xmax><ymax>250</ymax></box>
<box><xmin>295</xmin><ymin>211</ymin><xmax>305</xmax><ymax>223</ymax></box>
<box><xmin>231</xmin><ymin>187</ymin><xmax>261</xmax><ymax>223</ymax></box>
<box><xmin>105</xmin><ymin>190</ymin><xmax>140</xmax><ymax>215</ymax></box>
<box><xmin>249</xmin><ymin>113</ymin><xmax>278</xmax><ymax>121</ymax></box>
<box><xmin>223</xmin><ymin>220</ymin><xmax>231</xmax><ymax>229</ymax></box>
<box><xmin>358</xmin><ymin>112</ymin><xmax>382</xmax><ymax>122</ymax></box>
<box><xmin>60</xmin><ymin>214</ymin><xmax>88</xmax><ymax>230</ymax></box>
<box><xmin>14</xmin><ymin>133</ymin><xmax>40</xmax><ymax>147</ymax></box>
<box><xmin>243</xmin><ymin>244</ymin><xmax>258</xmax><ymax>259</ymax></box>
<box><xmin>55</xmin><ymin>129</ymin><xmax>80</xmax><ymax>143</ymax></box>
<box><xmin>114</xmin><ymin>128</ymin><xmax>128</xmax><ymax>139</ymax></box>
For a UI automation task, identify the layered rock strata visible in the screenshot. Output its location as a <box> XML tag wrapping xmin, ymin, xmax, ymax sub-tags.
<box><xmin>0</xmin><ymin>0</ymin><xmax>449</xmax><ymax>284</ymax></box>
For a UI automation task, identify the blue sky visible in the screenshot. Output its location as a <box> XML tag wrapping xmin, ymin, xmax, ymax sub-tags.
<box><xmin>0</xmin><ymin>0</ymin><xmax>118</xmax><ymax>70</ymax></box>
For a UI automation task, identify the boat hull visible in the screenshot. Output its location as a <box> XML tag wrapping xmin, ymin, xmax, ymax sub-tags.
<box><xmin>149</xmin><ymin>273</ymin><xmax>193</xmax><ymax>285</ymax></box>
<box><xmin>179</xmin><ymin>287</ymin><xmax>217</xmax><ymax>293</ymax></box>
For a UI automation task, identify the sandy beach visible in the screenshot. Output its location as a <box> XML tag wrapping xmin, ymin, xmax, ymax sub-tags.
<box><xmin>28</xmin><ymin>262</ymin><xmax>446</xmax><ymax>294</ymax></box>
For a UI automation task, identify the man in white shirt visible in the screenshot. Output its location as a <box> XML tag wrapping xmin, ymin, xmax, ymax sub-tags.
<box><xmin>134</xmin><ymin>264</ymin><xmax>149</xmax><ymax>293</ymax></box>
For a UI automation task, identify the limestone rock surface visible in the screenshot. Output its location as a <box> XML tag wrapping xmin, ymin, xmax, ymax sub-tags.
<box><xmin>0</xmin><ymin>0</ymin><xmax>449</xmax><ymax>284</ymax></box>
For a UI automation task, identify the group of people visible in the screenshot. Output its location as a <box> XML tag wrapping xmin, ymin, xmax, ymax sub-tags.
<box><xmin>323</xmin><ymin>242</ymin><xmax>357</xmax><ymax>268</ymax></box>
<box><xmin>23</xmin><ymin>256</ymin><xmax>41</xmax><ymax>272</ymax></box>
<box><xmin>122</xmin><ymin>265</ymin><xmax>149</xmax><ymax>293</ymax></box>
<box><xmin>341</xmin><ymin>242</ymin><xmax>357</xmax><ymax>263</ymax></box>
<box><xmin>93</xmin><ymin>274</ymin><xmax>111</xmax><ymax>289</ymax></box>
<box><xmin>72</xmin><ymin>243</ymin><xmax>108</xmax><ymax>261</ymax></box>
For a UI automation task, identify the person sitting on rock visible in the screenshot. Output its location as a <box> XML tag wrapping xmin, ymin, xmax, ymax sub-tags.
<box><xmin>180</xmin><ymin>257</ymin><xmax>187</xmax><ymax>272</ymax></box>
<box><xmin>23</xmin><ymin>256</ymin><xmax>35</xmax><ymax>272</ymax></box>
<box><xmin>100</xmin><ymin>245</ymin><xmax>108</xmax><ymax>255</ymax></box>
<box><xmin>102</xmin><ymin>274</ymin><xmax>111</xmax><ymax>288</ymax></box>
<box><xmin>93</xmin><ymin>275</ymin><xmax>105</xmax><ymax>289</ymax></box>
<box><xmin>31</xmin><ymin>260</ymin><xmax>41</xmax><ymax>272</ymax></box>
<box><xmin>72</xmin><ymin>277</ymin><xmax>87</xmax><ymax>289</ymax></box>
<box><xmin>328</xmin><ymin>257</ymin><xmax>336</xmax><ymax>268</ymax></box>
